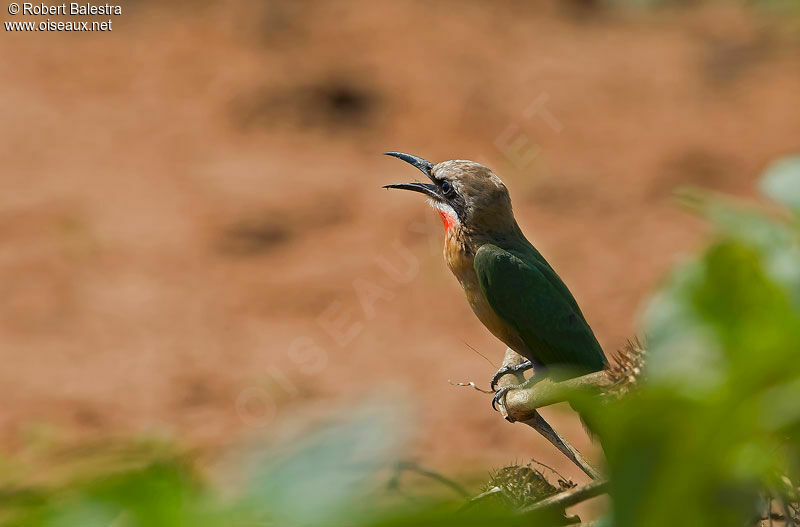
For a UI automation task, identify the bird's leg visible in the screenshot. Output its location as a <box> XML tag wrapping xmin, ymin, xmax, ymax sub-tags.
<box><xmin>490</xmin><ymin>360</ymin><xmax>533</xmax><ymax>391</ymax></box>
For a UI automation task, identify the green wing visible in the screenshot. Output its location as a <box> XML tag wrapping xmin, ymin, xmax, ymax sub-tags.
<box><xmin>473</xmin><ymin>244</ymin><xmax>607</xmax><ymax>375</ymax></box>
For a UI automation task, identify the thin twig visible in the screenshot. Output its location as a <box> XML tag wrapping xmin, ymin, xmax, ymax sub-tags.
<box><xmin>530</xmin><ymin>459</ymin><xmax>572</xmax><ymax>486</ymax></box>
<box><xmin>390</xmin><ymin>461</ymin><xmax>470</xmax><ymax>499</ymax></box>
<box><xmin>449</xmin><ymin>379</ymin><xmax>494</xmax><ymax>394</ymax></box>
<box><xmin>518</xmin><ymin>478</ymin><xmax>609</xmax><ymax>514</ymax></box>
<box><xmin>521</xmin><ymin>413</ymin><xmax>602</xmax><ymax>480</ymax></box>
<box><xmin>462</xmin><ymin>340</ymin><xmax>498</xmax><ymax>368</ymax></box>
<box><xmin>782</xmin><ymin>499</ymin><xmax>798</xmax><ymax>527</ymax></box>
<box><xmin>768</xmin><ymin>484</ymin><xmax>799</xmax><ymax>527</ymax></box>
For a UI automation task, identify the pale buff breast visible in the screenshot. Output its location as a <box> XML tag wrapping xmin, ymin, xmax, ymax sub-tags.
<box><xmin>443</xmin><ymin>234</ymin><xmax>529</xmax><ymax>355</ymax></box>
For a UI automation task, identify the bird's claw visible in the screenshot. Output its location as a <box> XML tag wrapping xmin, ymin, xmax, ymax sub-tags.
<box><xmin>490</xmin><ymin>360</ymin><xmax>534</xmax><ymax>391</ymax></box>
<box><xmin>491</xmin><ymin>386</ymin><xmax>512</xmax><ymax>411</ymax></box>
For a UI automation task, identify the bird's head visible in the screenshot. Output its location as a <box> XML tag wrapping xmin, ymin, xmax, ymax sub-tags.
<box><xmin>383</xmin><ymin>152</ymin><xmax>515</xmax><ymax>234</ymax></box>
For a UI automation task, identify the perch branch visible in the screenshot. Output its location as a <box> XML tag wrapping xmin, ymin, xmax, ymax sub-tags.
<box><xmin>518</xmin><ymin>478</ymin><xmax>609</xmax><ymax>515</ymax></box>
<box><xmin>501</xmin><ymin>369</ymin><xmax>614</xmax><ymax>423</ymax></box>
<box><xmin>495</xmin><ymin>348</ymin><xmax>606</xmax><ymax>480</ymax></box>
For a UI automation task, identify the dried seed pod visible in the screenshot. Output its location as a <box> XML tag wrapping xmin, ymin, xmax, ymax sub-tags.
<box><xmin>606</xmin><ymin>337</ymin><xmax>647</xmax><ymax>398</ymax></box>
<box><xmin>484</xmin><ymin>463</ymin><xmax>562</xmax><ymax>509</ymax></box>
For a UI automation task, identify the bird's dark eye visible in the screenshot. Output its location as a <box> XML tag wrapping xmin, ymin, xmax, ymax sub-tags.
<box><xmin>440</xmin><ymin>180</ymin><xmax>454</xmax><ymax>195</ymax></box>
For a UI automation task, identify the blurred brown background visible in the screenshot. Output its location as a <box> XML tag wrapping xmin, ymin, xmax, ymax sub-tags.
<box><xmin>1</xmin><ymin>0</ymin><xmax>799</xmax><ymax>482</ymax></box>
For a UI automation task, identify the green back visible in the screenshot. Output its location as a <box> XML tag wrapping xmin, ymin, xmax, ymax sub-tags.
<box><xmin>473</xmin><ymin>242</ymin><xmax>607</xmax><ymax>375</ymax></box>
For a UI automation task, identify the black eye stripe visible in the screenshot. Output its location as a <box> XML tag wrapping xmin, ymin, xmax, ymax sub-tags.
<box><xmin>440</xmin><ymin>180</ymin><xmax>454</xmax><ymax>194</ymax></box>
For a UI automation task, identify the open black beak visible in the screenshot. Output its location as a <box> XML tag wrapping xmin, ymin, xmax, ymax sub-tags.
<box><xmin>382</xmin><ymin>152</ymin><xmax>442</xmax><ymax>200</ymax></box>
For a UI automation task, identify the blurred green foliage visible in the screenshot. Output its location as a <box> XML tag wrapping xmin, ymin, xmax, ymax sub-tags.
<box><xmin>585</xmin><ymin>154</ymin><xmax>800</xmax><ymax>526</ymax></box>
<box><xmin>2</xmin><ymin>157</ymin><xmax>799</xmax><ymax>526</ymax></box>
<box><xmin>0</xmin><ymin>408</ymin><xmax>560</xmax><ymax>526</ymax></box>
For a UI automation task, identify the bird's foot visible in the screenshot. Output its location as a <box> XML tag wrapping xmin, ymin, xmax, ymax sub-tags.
<box><xmin>492</xmin><ymin>371</ymin><xmax>546</xmax><ymax>412</ymax></box>
<box><xmin>490</xmin><ymin>360</ymin><xmax>533</xmax><ymax>391</ymax></box>
<box><xmin>492</xmin><ymin>384</ymin><xmax>527</xmax><ymax>411</ymax></box>
<box><xmin>492</xmin><ymin>386</ymin><xmax>511</xmax><ymax>411</ymax></box>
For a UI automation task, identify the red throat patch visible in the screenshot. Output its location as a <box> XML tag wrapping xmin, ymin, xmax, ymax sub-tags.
<box><xmin>437</xmin><ymin>208</ymin><xmax>457</xmax><ymax>233</ymax></box>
